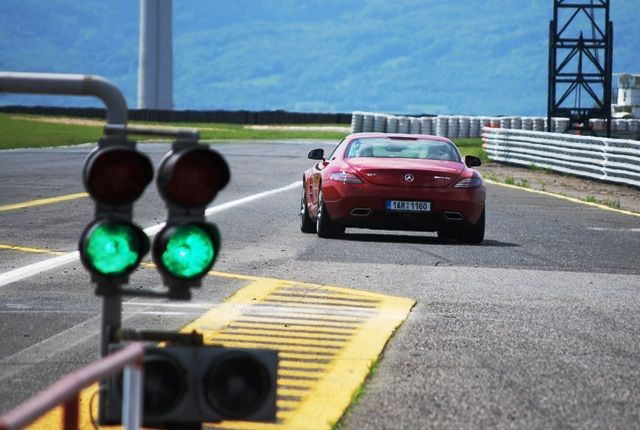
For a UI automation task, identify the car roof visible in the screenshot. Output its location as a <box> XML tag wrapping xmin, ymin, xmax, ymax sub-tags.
<box><xmin>345</xmin><ymin>132</ymin><xmax>455</xmax><ymax>144</ymax></box>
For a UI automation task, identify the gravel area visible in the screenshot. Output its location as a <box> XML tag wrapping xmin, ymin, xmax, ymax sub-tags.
<box><xmin>477</xmin><ymin>161</ymin><xmax>640</xmax><ymax>214</ymax></box>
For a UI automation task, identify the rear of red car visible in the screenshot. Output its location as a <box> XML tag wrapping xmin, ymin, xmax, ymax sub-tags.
<box><xmin>313</xmin><ymin>133</ymin><xmax>486</xmax><ymax>242</ymax></box>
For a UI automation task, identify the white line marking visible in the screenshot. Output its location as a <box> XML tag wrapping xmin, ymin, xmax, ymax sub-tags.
<box><xmin>587</xmin><ymin>227</ymin><xmax>640</xmax><ymax>232</ymax></box>
<box><xmin>0</xmin><ymin>252</ymin><xmax>80</xmax><ymax>289</ymax></box>
<box><xmin>124</xmin><ymin>301</ymin><xmax>218</xmax><ymax>309</ymax></box>
<box><xmin>0</xmin><ymin>181</ymin><xmax>301</xmax><ymax>288</ymax></box>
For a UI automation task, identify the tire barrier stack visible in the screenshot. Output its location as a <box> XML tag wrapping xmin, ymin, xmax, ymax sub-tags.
<box><xmin>351</xmin><ymin>111</ymin><xmax>640</xmax><ymax>140</ymax></box>
<box><xmin>483</xmin><ymin>127</ymin><xmax>640</xmax><ymax>188</ymax></box>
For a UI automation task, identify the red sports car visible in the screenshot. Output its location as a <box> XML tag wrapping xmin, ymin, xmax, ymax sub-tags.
<box><xmin>300</xmin><ymin>133</ymin><xmax>486</xmax><ymax>243</ymax></box>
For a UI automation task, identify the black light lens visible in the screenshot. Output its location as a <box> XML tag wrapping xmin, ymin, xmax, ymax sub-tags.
<box><xmin>158</xmin><ymin>147</ymin><xmax>230</xmax><ymax>208</ymax></box>
<box><xmin>85</xmin><ymin>148</ymin><xmax>153</xmax><ymax>206</ymax></box>
<box><xmin>142</xmin><ymin>355</ymin><xmax>187</xmax><ymax>417</ymax></box>
<box><xmin>204</xmin><ymin>353</ymin><xmax>271</xmax><ymax>418</ymax></box>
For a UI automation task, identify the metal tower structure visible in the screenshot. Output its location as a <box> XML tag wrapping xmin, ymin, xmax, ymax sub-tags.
<box><xmin>548</xmin><ymin>0</ymin><xmax>613</xmax><ymax>136</ymax></box>
<box><xmin>138</xmin><ymin>0</ymin><xmax>173</xmax><ymax>109</ymax></box>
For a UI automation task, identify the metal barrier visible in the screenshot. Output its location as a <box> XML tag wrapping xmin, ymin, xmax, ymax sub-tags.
<box><xmin>482</xmin><ymin>127</ymin><xmax>640</xmax><ymax>188</ymax></box>
<box><xmin>0</xmin><ymin>343</ymin><xmax>144</xmax><ymax>430</ymax></box>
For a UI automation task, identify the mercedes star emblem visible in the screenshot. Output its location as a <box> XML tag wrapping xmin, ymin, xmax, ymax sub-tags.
<box><xmin>404</xmin><ymin>173</ymin><xmax>415</xmax><ymax>182</ymax></box>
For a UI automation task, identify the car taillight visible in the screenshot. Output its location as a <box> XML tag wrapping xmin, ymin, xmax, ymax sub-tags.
<box><xmin>330</xmin><ymin>171</ymin><xmax>364</xmax><ymax>184</ymax></box>
<box><xmin>454</xmin><ymin>176</ymin><xmax>483</xmax><ymax>188</ymax></box>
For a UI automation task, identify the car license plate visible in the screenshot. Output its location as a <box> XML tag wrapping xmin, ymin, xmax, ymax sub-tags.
<box><xmin>385</xmin><ymin>200</ymin><xmax>431</xmax><ymax>212</ymax></box>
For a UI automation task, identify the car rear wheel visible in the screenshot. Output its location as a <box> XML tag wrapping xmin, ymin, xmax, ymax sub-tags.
<box><xmin>300</xmin><ymin>185</ymin><xmax>316</xmax><ymax>233</ymax></box>
<box><xmin>316</xmin><ymin>189</ymin><xmax>345</xmax><ymax>239</ymax></box>
<box><xmin>459</xmin><ymin>208</ymin><xmax>485</xmax><ymax>244</ymax></box>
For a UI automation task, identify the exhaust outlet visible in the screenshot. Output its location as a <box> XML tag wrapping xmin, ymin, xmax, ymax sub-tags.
<box><xmin>444</xmin><ymin>211</ymin><xmax>463</xmax><ymax>220</ymax></box>
<box><xmin>351</xmin><ymin>208</ymin><xmax>371</xmax><ymax>216</ymax></box>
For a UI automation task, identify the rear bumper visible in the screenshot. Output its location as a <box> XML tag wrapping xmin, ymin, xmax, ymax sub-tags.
<box><xmin>322</xmin><ymin>179</ymin><xmax>485</xmax><ymax>232</ymax></box>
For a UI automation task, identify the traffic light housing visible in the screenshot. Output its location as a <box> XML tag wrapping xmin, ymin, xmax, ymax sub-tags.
<box><xmin>102</xmin><ymin>345</ymin><xmax>278</xmax><ymax>426</ymax></box>
<box><xmin>153</xmin><ymin>142</ymin><xmax>230</xmax><ymax>296</ymax></box>
<box><xmin>79</xmin><ymin>137</ymin><xmax>153</xmax><ymax>289</ymax></box>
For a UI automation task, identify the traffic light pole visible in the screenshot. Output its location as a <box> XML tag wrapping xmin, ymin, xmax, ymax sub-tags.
<box><xmin>0</xmin><ymin>72</ymin><xmax>132</xmax><ymax>357</ymax></box>
<box><xmin>0</xmin><ymin>72</ymin><xmax>128</xmax><ymax>125</ymax></box>
<box><xmin>0</xmin><ymin>72</ymin><xmax>134</xmax><ymax>423</ymax></box>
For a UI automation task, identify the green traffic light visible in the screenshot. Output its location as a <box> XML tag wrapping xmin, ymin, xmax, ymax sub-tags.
<box><xmin>161</xmin><ymin>225</ymin><xmax>215</xmax><ymax>279</ymax></box>
<box><xmin>85</xmin><ymin>221</ymin><xmax>145</xmax><ymax>275</ymax></box>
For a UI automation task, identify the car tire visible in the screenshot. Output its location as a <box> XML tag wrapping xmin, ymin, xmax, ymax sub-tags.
<box><xmin>459</xmin><ymin>208</ymin><xmax>485</xmax><ymax>244</ymax></box>
<box><xmin>300</xmin><ymin>184</ymin><xmax>316</xmax><ymax>233</ymax></box>
<box><xmin>316</xmin><ymin>188</ymin><xmax>345</xmax><ymax>239</ymax></box>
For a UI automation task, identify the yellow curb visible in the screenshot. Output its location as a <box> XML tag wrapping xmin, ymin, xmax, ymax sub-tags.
<box><xmin>26</xmin><ymin>274</ymin><xmax>415</xmax><ymax>430</ymax></box>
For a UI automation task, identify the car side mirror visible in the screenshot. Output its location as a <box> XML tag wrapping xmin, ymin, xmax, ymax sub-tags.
<box><xmin>308</xmin><ymin>148</ymin><xmax>325</xmax><ymax>160</ymax></box>
<box><xmin>465</xmin><ymin>155</ymin><xmax>481</xmax><ymax>167</ymax></box>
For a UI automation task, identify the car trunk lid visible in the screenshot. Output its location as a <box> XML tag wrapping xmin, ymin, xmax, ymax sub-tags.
<box><xmin>347</xmin><ymin>158</ymin><xmax>464</xmax><ymax>188</ymax></box>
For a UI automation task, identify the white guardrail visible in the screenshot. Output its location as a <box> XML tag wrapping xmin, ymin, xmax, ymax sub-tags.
<box><xmin>482</xmin><ymin>127</ymin><xmax>640</xmax><ymax>188</ymax></box>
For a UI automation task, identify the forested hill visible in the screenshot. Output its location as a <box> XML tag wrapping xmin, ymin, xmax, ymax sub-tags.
<box><xmin>1</xmin><ymin>0</ymin><xmax>638</xmax><ymax>116</ymax></box>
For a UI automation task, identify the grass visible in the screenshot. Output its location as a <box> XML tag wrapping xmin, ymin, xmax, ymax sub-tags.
<box><xmin>330</xmin><ymin>358</ymin><xmax>381</xmax><ymax>430</ymax></box>
<box><xmin>604</xmin><ymin>199</ymin><xmax>621</xmax><ymax>209</ymax></box>
<box><xmin>504</xmin><ymin>176</ymin><xmax>515</xmax><ymax>185</ymax></box>
<box><xmin>0</xmin><ymin>113</ymin><xmax>348</xmax><ymax>149</ymax></box>
<box><xmin>585</xmin><ymin>194</ymin><xmax>622</xmax><ymax>209</ymax></box>
<box><xmin>452</xmin><ymin>137</ymin><xmax>488</xmax><ymax>161</ymax></box>
<box><xmin>0</xmin><ymin>113</ymin><xmax>490</xmax><ymax>159</ymax></box>
<box><xmin>0</xmin><ymin>113</ymin><xmax>102</xmax><ymax>149</ymax></box>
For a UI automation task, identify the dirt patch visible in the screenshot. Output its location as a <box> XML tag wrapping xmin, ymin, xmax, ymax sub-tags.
<box><xmin>478</xmin><ymin>162</ymin><xmax>640</xmax><ymax>214</ymax></box>
<box><xmin>12</xmin><ymin>115</ymin><xmax>106</xmax><ymax>127</ymax></box>
<box><xmin>10</xmin><ymin>115</ymin><xmax>226</xmax><ymax>131</ymax></box>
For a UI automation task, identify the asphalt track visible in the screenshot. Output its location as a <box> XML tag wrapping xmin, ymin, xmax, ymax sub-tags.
<box><xmin>0</xmin><ymin>141</ymin><xmax>639</xmax><ymax>429</ymax></box>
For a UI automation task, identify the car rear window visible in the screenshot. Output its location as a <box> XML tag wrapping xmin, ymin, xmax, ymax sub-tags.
<box><xmin>345</xmin><ymin>137</ymin><xmax>461</xmax><ymax>162</ymax></box>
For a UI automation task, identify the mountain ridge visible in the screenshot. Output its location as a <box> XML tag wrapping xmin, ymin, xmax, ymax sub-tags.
<box><xmin>0</xmin><ymin>0</ymin><xmax>637</xmax><ymax>116</ymax></box>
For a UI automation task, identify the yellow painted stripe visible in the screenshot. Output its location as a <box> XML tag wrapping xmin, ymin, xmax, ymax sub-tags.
<box><xmin>237</xmin><ymin>311</ymin><xmax>367</xmax><ymax>322</ymax></box>
<box><xmin>0</xmin><ymin>192</ymin><xmax>88</xmax><ymax>212</ymax></box>
<box><xmin>224</xmin><ymin>328</ymin><xmax>352</xmax><ymax>340</ymax></box>
<box><xmin>276</xmin><ymin>400</ymin><xmax>301</xmax><ymax>409</ymax></box>
<box><xmin>227</xmin><ymin>321</ymin><xmax>355</xmax><ymax>333</ymax></box>
<box><xmin>278</xmin><ymin>369</ymin><xmax>322</xmax><ymax>379</ymax></box>
<box><xmin>212</xmin><ymin>333</ymin><xmax>346</xmax><ymax>347</ymax></box>
<box><xmin>279</xmin><ymin>361</ymin><xmax>329</xmax><ymax>370</ymax></box>
<box><xmin>277</xmin><ymin>379</ymin><xmax>316</xmax><ymax>388</ymax></box>
<box><xmin>26</xmin><ymin>275</ymin><xmax>414</xmax><ymax>430</ymax></box>
<box><xmin>228</xmin><ymin>330</ymin><xmax>352</xmax><ymax>340</ymax></box>
<box><xmin>0</xmin><ymin>244</ymin><xmax>66</xmax><ymax>256</ymax></box>
<box><xmin>485</xmin><ymin>179</ymin><xmax>640</xmax><ymax>217</ymax></box>
<box><xmin>235</xmin><ymin>317</ymin><xmax>360</xmax><ymax>329</ymax></box>
<box><xmin>260</xmin><ymin>298</ymin><xmax>377</xmax><ymax>311</ymax></box>
<box><xmin>211</xmin><ymin>339</ymin><xmax>340</xmax><ymax>355</ymax></box>
<box><xmin>278</xmin><ymin>352</ymin><xmax>334</xmax><ymax>361</ymax></box>
<box><xmin>278</xmin><ymin>388</ymin><xmax>308</xmax><ymax>397</ymax></box>
<box><xmin>273</xmin><ymin>289</ymin><xmax>380</xmax><ymax>303</ymax></box>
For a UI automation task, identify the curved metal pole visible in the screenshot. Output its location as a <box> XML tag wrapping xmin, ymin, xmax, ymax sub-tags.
<box><xmin>0</xmin><ymin>72</ymin><xmax>128</xmax><ymax>125</ymax></box>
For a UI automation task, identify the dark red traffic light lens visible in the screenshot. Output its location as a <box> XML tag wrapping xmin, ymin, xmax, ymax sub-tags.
<box><xmin>158</xmin><ymin>147</ymin><xmax>230</xmax><ymax>208</ymax></box>
<box><xmin>85</xmin><ymin>148</ymin><xmax>153</xmax><ymax>206</ymax></box>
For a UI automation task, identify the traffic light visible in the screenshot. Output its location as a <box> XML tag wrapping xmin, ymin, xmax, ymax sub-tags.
<box><xmin>153</xmin><ymin>142</ymin><xmax>230</xmax><ymax>297</ymax></box>
<box><xmin>102</xmin><ymin>345</ymin><xmax>278</xmax><ymax>426</ymax></box>
<box><xmin>79</xmin><ymin>137</ymin><xmax>153</xmax><ymax>288</ymax></box>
